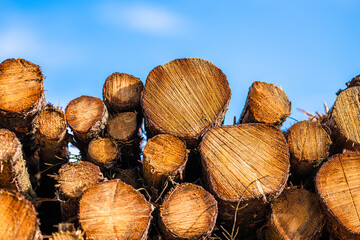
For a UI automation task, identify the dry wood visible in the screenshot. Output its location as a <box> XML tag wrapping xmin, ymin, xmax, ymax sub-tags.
<box><xmin>325</xmin><ymin>86</ymin><xmax>360</xmax><ymax>151</ymax></box>
<box><xmin>263</xmin><ymin>187</ymin><xmax>325</xmax><ymax>240</ymax></box>
<box><xmin>87</xmin><ymin>137</ymin><xmax>118</xmax><ymax>168</ymax></box>
<box><xmin>79</xmin><ymin>179</ymin><xmax>154</xmax><ymax>240</ymax></box>
<box><xmin>239</xmin><ymin>81</ymin><xmax>291</xmax><ymax>125</ymax></box>
<box><xmin>107</xmin><ymin>111</ymin><xmax>139</xmax><ymax>142</ymax></box>
<box><xmin>115</xmin><ymin>167</ymin><xmax>142</xmax><ymax>189</ymax></box>
<box><xmin>159</xmin><ymin>183</ymin><xmax>218</xmax><ymax>239</ymax></box>
<box><xmin>49</xmin><ymin>223</ymin><xmax>83</xmax><ymax>240</ymax></box>
<box><xmin>0</xmin><ymin>189</ymin><xmax>42</xmax><ymax>240</ymax></box>
<box><xmin>141</xmin><ymin>58</ymin><xmax>231</xmax><ymax>146</ymax></box>
<box><xmin>143</xmin><ymin>134</ymin><xmax>188</xmax><ymax>189</ymax></box>
<box><xmin>103</xmin><ymin>72</ymin><xmax>144</xmax><ymax>113</ymax></box>
<box><xmin>0</xmin><ymin>128</ymin><xmax>35</xmax><ymax>198</ymax></box>
<box><xmin>316</xmin><ymin>151</ymin><xmax>360</xmax><ymax>239</ymax></box>
<box><xmin>65</xmin><ymin>95</ymin><xmax>108</xmax><ymax>144</ymax></box>
<box><xmin>0</xmin><ymin>58</ymin><xmax>46</xmax><ymax>136</ymax></box>
<box><xmin>200</xmin><ymin>124</ymin><xmax>290</xmax><ymax>231</ymax></box>
<box><xmin>286</xmin><ymin>120</ymin><xmax>331</xmax><ymax>176</ymax></box>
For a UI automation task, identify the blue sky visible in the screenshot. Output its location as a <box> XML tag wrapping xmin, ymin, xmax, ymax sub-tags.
<box><xmin>1</xmin><ymin>0</ymin><xmax>360</xmax><ymax>129</ymax></box>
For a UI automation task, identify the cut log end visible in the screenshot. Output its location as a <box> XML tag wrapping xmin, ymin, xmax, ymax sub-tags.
<box><xmin>79</xmin><ymin>179</ymin><xmax>154</xmax><ymax>240</ymax></box>
<box><xmin>143</xmin><ymin>134</ymin><xmax>188</xmax><ymax>188</ymax></box>
<box><xmin>316</xmin><ymin>152</ymin><xmax>360</xmax><ymax>239</ymax></box>
<box><xmin>265</xmin><ymin>187</ymin><xmax>325</xmax><ymax>240</ymax></box>
<box><xmin>160</xmin><ymin>183</ymin><xmax>218</xmax><ymax>239</ymax></box>
<box><xmin>87</xmin><ymin>137</ymin><xmax>118</xmax><ymax>168</ymax></box>
<box><xmin>240</xmin><ymin>81</ymin><xmax>291</xmax><ymax>125</ymax></box>
<box><xmin>0</xmin><ymin>189</ymin><xmax>41</xmax><ymax>240</ymax></box>
<box><xmin>37</xmin><ymin>105</ymin><xmax>66</xmax><ymax>139</ymax></box>
<box><xmin>57</xmin><ymin>161</ymin><xmax>103</xmax><ymax>199</ymax></box>
<box><xmin>0</xmin><ymin>58</ymin><xmax>44</xmax><ymax>112</ymax></box>
<box><xmin>103</xmin><ymin>72</ymin><xmax>144</xmax><ymax>112</ymax></box>
<box><xmin>141</xmin><ymin>58</ymin><xmax>231</xmax><ymax>146</ymax></box>
<box><xmin>107</xmin><ymin>111</ymin><xmax>138</xmax><ymax>142</ymax></box>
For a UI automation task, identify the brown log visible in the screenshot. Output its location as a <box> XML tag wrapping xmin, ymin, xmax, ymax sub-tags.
<box><xmin>143</xmin><ymin>134</ymin><xmax>188</xmax><ymax>189</ymax></box>
<box><xmin>0</xmin><ymin>129</ymin><xmax>35</xmax><ymax>198</ymax></box>
<box><xmin>65</xmin><ymin>95</ymin><xmax>108</xmax><ymax>145</ymax></box>
<box><xmin>49</xmin><ymin>223</ymin><xmax>83</xmax><ymax>240</ymax></box>
<box><xmin>0</xmin><ymin>189</ymin><xmax>42</xmax><ymax>240</ymax></box>
<box><xmin>325</xmin><ymin>86</ymin><xmax>360</xmax><ymax>151</ymax></box>
<box><xmin>159</xmin><ymin>183</ymin><xmax>218</xmax><ymax>239</ymax></box>
<box><xmin>56</xmin><ymin>161</ymin><xmax>103</xmax><ymax>223</ymax></box>
<box><xmin>286</xmin><ymin>120</ymin><xmax>331</xmax><ymax>177</ymax></box>
<box><xmin>239</xmin><ymin>81</ymin><xmax>291</xmax><ymax>125</ymax></box>
<box><xmin>141</xmin><ymin>58</ymin><xmax>231</xmax><ymax>146</ymax></box>
<box><xmin>316</xmin><ymin>151</ymin><xmax>360</xmax><ymax>239</ymax></box>
<box><xmin>103</xmin><ymin>72</ymin><xmax>144</xmax><ymax>113</ymax></box>
<box><xmin>263</xmin><ymin>187</ymin><xmax>325</xmax><ymax>240</ymax></box>
<box><xmin>107</xmin><ymin>111</ymin><xmax>139</xmax><ymax>143</ymax></box>
<box><xmin>0</xmin><ymin>58</ymin><xmax>45</xmax><ymax>137</ymax></box>
<box><xmin>79</xmin><ymin>179</ymin><xmax>154</xmax><ymax>240</ymax></box>
<box><xmin>115</xmin><ymin>167</ymin><xmax>142</xmax><ymax>189</ymax></box>
<box><xmin>87</xmin><ymin>137</ymin><xmax>118</xmax><ymax>168</ymax></box>
<box><xmin>200</xmin><ymin>124</ymin><xmax>290</xmax><ymax>232</ymax></box>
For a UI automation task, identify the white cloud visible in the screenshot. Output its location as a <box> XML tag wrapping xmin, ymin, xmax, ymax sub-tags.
<box><xmin>99</xmin><ymin>3</ymin><xmax>188</xmax><ymax>36</ymax></box>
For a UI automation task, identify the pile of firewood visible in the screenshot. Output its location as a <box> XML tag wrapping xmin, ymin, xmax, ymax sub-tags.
<box><xmin>1</xmin><ymin>57</ymin><xmax>360</xmax><ymax>240</ymax></box>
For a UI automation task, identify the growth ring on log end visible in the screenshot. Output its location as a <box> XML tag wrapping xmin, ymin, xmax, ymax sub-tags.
<box><xmin>141</xmin><ymin>58</ymin><xmax>231</xmax><ymax>146</ymax></box>
<box><xmin>79</xmin><ymin>179</ymin><xmax>153</xmax><ymax>240</ymax></box>
<box><xmin>200</xmin><ymin>124</ymin><xmax>289</xmax><ymax>227</ymax></box>
<box><xmin>316</xmin><ymin>152</ymin><xmax>360</xmax><ymax>239</ymax></box>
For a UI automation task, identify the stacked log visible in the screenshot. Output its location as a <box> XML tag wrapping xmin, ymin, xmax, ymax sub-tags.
<box><xmin>87</xmin><ymin>137</ymin><xmax>118</xmax><ymax>168</ymax></box>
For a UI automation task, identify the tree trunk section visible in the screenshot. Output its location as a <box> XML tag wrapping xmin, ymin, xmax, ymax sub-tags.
<box><xmin>65</xmin><ymin>95</ymin><xmax>108</xmax><ymax>146</ymax></box>
<box><xmin>316</xmin><ymin>151</ymin><xmax>360</xmax><ymax>239</ymax></box>
<box><xmin>0</xmin><ymin>189</ymin><xmax>42</xmax><ymax>240</ymax></box>
<box><xmin>79</xmin><ymin>179</ymin><xmax>154</xmax><ymax>240</ymax></box>
<box><xmin>0</xmin><ymin>129</ymin><xmax>35</xmax><ymax>198</ymax></box>
<box><xmin>87</xmin><ymin>136</ymin><xmax>119</xmax><ymax>168</ymax></box>
<box><xmin>159</xmin><ymin>183</ymin><xmax>218</xmax><ymax>239</ymax></box>
<box><xmin>239</xmin><ymin>81</ymin><xmax>291</xmax><ymax>125</ymax></box>
<box><xmin>141</xmin><ymin>58</ymin><xmax>231</xmax><ymax>147</ymax></box>
<box><xmin>263</xmin><ymin>187</ymin><xmax>325</xmax><ymax>240</ymax></box>
<box><xmin>286</xmin><ymin>120</ymin><xmax>331</xmax><ymax>178</ymax></box>
<box><xmin>143</xmin><ymin>134</ymin><xmax>188</xmax><ymax>189</ymax></box>
<box><xmin>200</xmin><ymin>124</ymin><xmax>290</xmax><ymax>233</ymax></box>
<box><xmin>103</xmin><ymin>72</ymin><xmax>144</xmax><ymax>113</ymax></box>
<box><xmin>49</xmin><ymin>223</ymin><xmax>83</xmax><ymax>240</ymax></box>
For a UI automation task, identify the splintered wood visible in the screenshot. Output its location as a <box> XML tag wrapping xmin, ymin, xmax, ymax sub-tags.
<box><xmin>141</xmin><ymin>58</ymin><xmax>231</xmax><ymax>146</ymax></box>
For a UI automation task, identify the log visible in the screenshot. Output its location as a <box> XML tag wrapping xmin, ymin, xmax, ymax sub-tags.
<box><xmin>103</xmin><ymin>72</ymin><xmax>144</xmax><ymax>113</ymax></box>
<box><xmin>0</xmin><ymin>128</ymin><xmax>35</xmax><ymax>198</ymax></box>
<box><xmin>286</xmin><ymin>120</ymin><xmax>331</xmax><ymax>177</ymax></box>
<box><xmin>316</xmin><ymin>151</ymin><xmax>360</xmax><ymax>239</ymax></box>
<box><xmin>325</xmin><ymin>86</ymin><xmax>360</xmax><ymax>151</ymax></box>
<box><xmin>49</xmin><ymin>223</ymin><xmax>83</xmax><ymax>240</ymax></box>
<box><xmin>107</xmin><ymin>111</ymin><xmax>139</xmax><ymax>143</ymax></box>
<box><xmin>143</xmin><ymin>134</ymin><xmax>188</xmax><ymax>189</ymax></box>
<box><xmin>141</xmin><ymin>58</ymin><xmax>231</xmax><ymax>146</ymax></box>
<box><xmin>79</xmin><ymin>179</ymin><xmax>154</xmax><ymax>240</ymax></box>
<box><xmin>0</xmin><ymin>58</ymin><xmax>45</xmax><ymax>137</ymax></box>
<box><xmin>200</xmin><ymin>124</ymin><xmax>290</xmax><ymax>232</ymax></box>
<box><xmin>65</xmin><ymin>95</ymin><xmax>108</xmax><ymax>145</ymax></box>
<box><xmin>239</xmin><ymin>81</ymin><xmax>291</xmax><ymax>125</ymax></box>
<box><xmin>263</xmin><ymin>187</ymin><xmax>325</xmax><ymax>240</ymax></box>
<box><xmin>87</xmin><ymin>137</ymin><xmax>118</xmax><ymax>168</ymax></box>
<box><xmin>159</xmin><ymin>183</ymin><xmax>218</xmax><ymax>239</ymax></box>
<box><xmin>0</xmin><ymin>189</ymin><xmax>41</xmax><ymax>240</ymax></box>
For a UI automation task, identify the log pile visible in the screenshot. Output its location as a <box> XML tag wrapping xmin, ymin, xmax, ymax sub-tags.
<box><xmin>1</xmin><ymin>56</ymin><xmax>360</xmax><ymax>239</ymax></box>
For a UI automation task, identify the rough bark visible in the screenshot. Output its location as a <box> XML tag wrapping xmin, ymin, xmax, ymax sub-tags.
<box><xmin>87</xmin><ymin>137</ymin><xmax>118</xmax><ymax>168</ymax></box>
<box><xmin>0</xmin><ymin>128</ymin><xmax>35</xmax><ymax>198</ymax></box>
<box><xmin>65</xmin><ymin>95</ymin><xmax>108</xmax><ymax>145</ymax></box>
<box><xmin>286</xmin><ymin>120</ymin><xmax>331</xmax><ymax>177</ymax></box>
<box><xmin>143</xmin><ymin>134</ymin><xmax>189</xmax><ymax>189</ymax></box>
<box><xmin>79</xmin><ymin>179</ymin><xmax>154</xmax><ymax>240</ymax></box>
<box><xmin>141</xmin><ymin>58</ymin><xmax>231</xmax><ymax>147</ymax></box>
<box><xmin>239</xmin><ymin>81</ymin><xmax>291</xmax><ymax>125</ymax></box>
<box><xmin>159</xmin><ymin>183</ymin><xmax>218</xmax><ymax>239</ymax></box>
<box><xmin>263</xmin><ymin>187</ymin><xmax>325</xmax><ymax>240</ymax></box>
<box><xmin>103</xmin><ymin>72</ymin><xmax>144</xmax><ymax>113</ymax></box>
<box><xmin>200</xmin><ymin>124</ymin><xmax>290</xmax><ymax>233</ymax></box>
<box><xmin>0</xmin><ymin>189</ymin><xmax>42</xmax><ymax>240</ymax></box>
<box><xmin>316</xmin><ymin>151</ymin><xmax>360</xmax><ymax>239</ymax></box>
